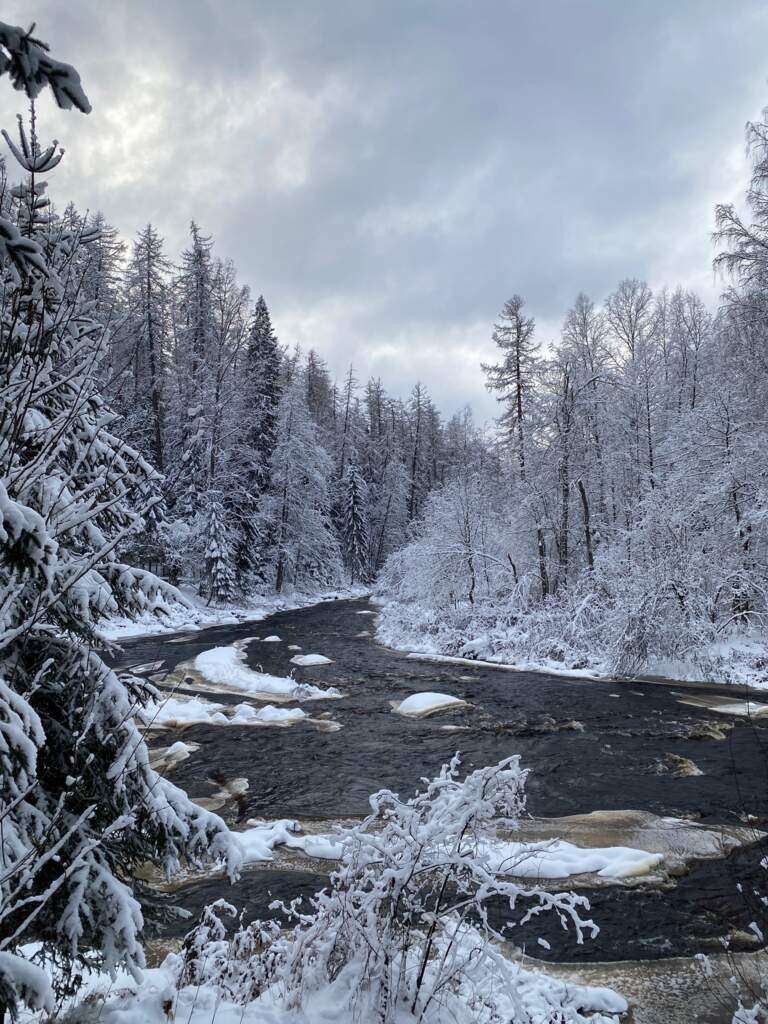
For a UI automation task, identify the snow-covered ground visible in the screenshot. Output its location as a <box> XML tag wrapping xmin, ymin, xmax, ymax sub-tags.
<box><xmin>375</xmin><ymin>597</ymin><xmax>768</xmax><ymax>689</ymax></box>
<box><xmin>101</xmin><ymin>585</ymin><xmax>370</xmax><ymax>641</ymax></box>
<box><xmin>18</xmin><ymin>938</ymin><xmax>627</xmax><ymax>1024</ymax></box>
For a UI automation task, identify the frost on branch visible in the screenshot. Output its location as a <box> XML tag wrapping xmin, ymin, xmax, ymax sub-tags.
<box><xmin>174</xmin><ymin>756</ymin><xmax>610</xmax><ymax>1024</ymax></box>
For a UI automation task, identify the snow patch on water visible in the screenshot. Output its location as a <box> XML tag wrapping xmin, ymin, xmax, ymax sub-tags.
<box><xmin>290</xmin><ymin>653</ymin><xmax>333</xmax><ymax>666</ymax></box>
<box><xmin>394</xmin><ymin>692</ymin><xmax>468</xmax><ymax>717</ymax></box>
<box><xmin>482</xmin><ymin>838</ymin><xmax>664</xmax><ymax>880</ymax></box>
<box><xmin>194</xmin><ymin>645</ymin><xmax>339</xmax><ymax>699</ymax></box>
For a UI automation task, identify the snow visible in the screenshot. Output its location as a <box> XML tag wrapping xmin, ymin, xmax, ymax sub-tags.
<box><xmin>230</xmin><ymin>704</ymin><xmax>306</xmax><ymax>725</ymax></box>
<box><xmin>101</xmin><ymin>586</ymin><xmax>370</xmax><ymax>641</ymax></box>
<box><xmin>708</xmin><ymin>700</ymin><xmax>768</xmax><ymax>717</ymax></box>
<box><xmin>404</xmin><ymin>650</ymin><xmax>603</xmax><ymax>680</ymax></box>
<box><xmin>481</xmin><ymin>837</ymin><xmax>664</xmax><ymax>880</ymax></box>
<box><xmin>0</xmin><ymin>951</ymin><xmax>53</xmax><ymax>1014</ymax></box>
<box><xmin>194</xmin><ymin>645</ymin><xmax>340</xmax><ymax>699</ymax></box>
<box><xmin>139</xmin><ymin>694</ymin><xmax>307</xmax><ymax>728</ymax></box>
<box><xmin>395</xmin><ymin>692</ymin><xmax>468</xmax><ymax>717</ymax></box>
<box><xmin>263</xmin><ymin>635</ymin><xmax>282</xmax><ymax>642</ymax></box>
<box><xmin>140</xmin><ymin>695</ymin><xmax>229</xmax><ymax>727</ymax></box>
<box><xmin>236</xmin><ymin>819</ymin><xmax>345</xmax><ymax>864</ymax></box>
<box><xmin>290</xmin><ymin>653</ymin><xmax>333</xmax><ymax>666</ymax></box>
<box><xmin>35</xmin><ymin>946</ymin><xmax>626</xmax><ymax>1024</ymax></box>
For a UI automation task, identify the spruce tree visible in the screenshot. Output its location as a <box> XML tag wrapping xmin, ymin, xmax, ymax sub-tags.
<box><xmin>172</xmin><ymin>221</ymin><xmax>214</xmax><ymax>517</ymax></box>
<box><xmin>341</xmin><ymin>463</ymin><xmax>370</xmax><ymax>582</ymax></box>
<box><xmin>0</xmin><ymin>41</ymin><xmax>239</xmax><ymax>1019</ymax></box>
<box><xmin>228</xmin><ymin>295</ymin><xmax>281</xmax><ymax>586</ymax></box>
<box><xmin>203</xmin><ymin>492</ymin><xmax>237</xmax><ymax>604</ymax></box>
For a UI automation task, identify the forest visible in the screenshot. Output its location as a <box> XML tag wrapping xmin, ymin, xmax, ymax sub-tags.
<box><xmin>0</xmin><ymin>15</ymin><xmax>766</xmax><ymax>1024</ymax></box>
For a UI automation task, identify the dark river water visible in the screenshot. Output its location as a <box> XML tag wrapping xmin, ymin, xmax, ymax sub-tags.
<box><xmin>113</xmin><ymin>597</ymin><xmax>768</xmax><ymax>963</ymax></box>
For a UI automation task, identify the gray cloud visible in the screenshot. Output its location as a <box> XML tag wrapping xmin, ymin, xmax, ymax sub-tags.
<box><xmin>4</xmin><ymin>0</ymin><xmax>767</xmax><ymax>417</ymax></box>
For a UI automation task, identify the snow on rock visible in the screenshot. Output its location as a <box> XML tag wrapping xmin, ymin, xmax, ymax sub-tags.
<box><xmin>150</xmin><ymin>740</ymin><xmax>200</xmax><ymax>772</ymax></box>
<box><xmin>395</xmin><ymin>692</ymin><xmax>468</xmax><ymax>717</ymax></box>
<box><xmin>140</xmin><ymin>694</ymin><xmax>309</xmax><ymax>728</ymax></box>
<box><xmin>231</xmin><ymin>703</ymin><xmax>306</xmax><ymax>725</ymax></box>
<box><xmin>140</xmin><ymin>695</ymin><xmax>230</xmax><ymax>727</ymax></box>
<box><xmin>288</xmin><ymin>644</ymin><xmax>302</xmax><ymax>650</ymax></box>
<box><xmin>262</xmin><ymin>635</ymin><xmax>282</xmax><ymax>642</ymax></box>
<box><xmin>194</xmin><ymin>645</ymin><xmax>339</xmax><ymax>699</ymax></box>
<box><xmin>237</xmin><ymin>819</ymin><xmax>345</xmax><ymax>864</ymax></box>
<box><xmin>481</xmin><ymin>838</ymin><xmax>664</xmax><ymax>880</ymax></box>
<box><xmin>290</xmin><ymin>653</ymin><xmax>333</xmax><ymax>666</ymax></box>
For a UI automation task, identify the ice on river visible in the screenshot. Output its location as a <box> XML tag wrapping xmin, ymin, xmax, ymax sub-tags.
<box><xmin>709</xmin><ymin>700</ymin><xmax>768</xmax><ymax>717</ymax></box>
<box><xmin>235</xmin><ymin>817</ymin><xmax>662</xmax><ymax>880</ymax></box>
<box><xmin>481</xmin><ymin>837</ymin><xmax>664</xmax><ymax>880</ymax></box>
<box><xmin>194</xmin><ymin>645</ymin><xmax>339</xmax><ymax>699</ymax></box>
<box><xmin>237</xmin><ymin>819</ymin><xmax>345</xmax><ymax>863</ymax></box>
<box><xmin>139</xmin><ymin>694</ymin><xmax>307</xmax><ymax>728</ymax></box>
<box><xmin>394</xmin><ymin>692</ymin><xmax>468</xmax><ymax>717</ymax></box>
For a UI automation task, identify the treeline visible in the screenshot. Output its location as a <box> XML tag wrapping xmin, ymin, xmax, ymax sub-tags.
<box><xmin>37</xmin><ymin>209</ymin><xmax>489</xmax><ymax>599</ymax></box>
<box><xmin>380</xmin><ymin>112</ymin><xmax>768</xmax><ymax>680</ymax></box>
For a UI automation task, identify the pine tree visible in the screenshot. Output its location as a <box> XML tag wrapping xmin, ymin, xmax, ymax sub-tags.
<box><xmin>203</xmin><ymin>492</ymin><xmax>237</xmax><ymax>604</ymax></box>
<box><xmin>0</xmin><ymin>58</ymin><xmax>239</xmax><ymax>1020</ymax></box>
<box><xmin>341</xmin><ymin>463</ymin><xmax>370</xmax><ymax>582</ymax></box>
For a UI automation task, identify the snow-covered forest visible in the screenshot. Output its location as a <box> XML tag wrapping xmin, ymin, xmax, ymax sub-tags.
<box><xmin>1</xmin><ymin>13</ymin><xmax>767</xmax><ymax>1024</ymax></box>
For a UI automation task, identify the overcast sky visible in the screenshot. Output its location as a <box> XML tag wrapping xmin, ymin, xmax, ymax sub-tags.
<box><xmin>6</xmin><ymin>1</ymin><xmax>768</xmax><ymax>418</ymax></box>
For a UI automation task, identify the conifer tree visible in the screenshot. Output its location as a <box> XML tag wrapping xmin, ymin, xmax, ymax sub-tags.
<box><xmin>268</xmin><ymin>368</ymin><xmax>343</xmax><ymax>592</ymax></box>
<box><xmin>341</xmin><ymin>463</ymin><xmax>370</xmax><ymax>582</ymax></box>
<box><xmin>203</xmin><ymin>491</ymin><xmax>237</xmax><ymax>603</ymax></box>
<box><xmin>172</xmin><ymin>221</ymin><xmax>214</xmax><ymax>516</ymax></box>
<box><xmin>228</xmin><ymin>295</ymin><xmax>281</xmax><ymax>585</ymax></box>
<box><xmin>0</xmin><ymin>44</ymin><xmax>239</xmax><ymax>1019</ymax></box>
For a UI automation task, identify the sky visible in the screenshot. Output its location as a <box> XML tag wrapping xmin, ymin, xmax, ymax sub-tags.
<box><xmin>5</xmin><ymin>1</ymin><xmax>768</xmax><ymax>419</ymax></box>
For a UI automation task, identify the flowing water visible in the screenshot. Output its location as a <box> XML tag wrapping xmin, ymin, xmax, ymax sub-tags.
<box><xmin>113</xmin><ymin>597</ymin><xmax>768</xmax><ymax>973</ymax></box>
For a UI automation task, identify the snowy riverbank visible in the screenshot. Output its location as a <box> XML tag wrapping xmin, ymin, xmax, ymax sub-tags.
<box><xmin>101</xmin><ymin>585</ymin><xmax>371</xmax><ymax>642</ymax></box>
<box><xmin>374</xmin><ymin>596</ymin><xmax>768</xmax><ymax>690</ymax></box>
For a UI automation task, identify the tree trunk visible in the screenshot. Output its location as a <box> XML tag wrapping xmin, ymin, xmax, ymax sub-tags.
<box><xmin>537</xmin><ymin>526</ymin><xmax>549</xmax><ymax>600</ymax></box>
<box><xmin>577</xmin><ymin>479</ymin><xmax>594</xmax><ymax>571</ymax></box>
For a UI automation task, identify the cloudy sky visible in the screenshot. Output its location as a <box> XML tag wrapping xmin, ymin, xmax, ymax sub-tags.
<box><xmin>6</xmin><ymin>1</ymin><xmax>768</xmax><ymax>417</ymax></box>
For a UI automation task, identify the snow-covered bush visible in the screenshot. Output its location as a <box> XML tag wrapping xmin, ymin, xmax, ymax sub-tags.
<box><xmin>169</xmin><ymin>755</ymin><xmax>613</xmax><ymax>1024</ymax></box>
<box><xmin>377</xmin><ymin>462</ymin><xmax>766</xmax><ymax>682</ymax></box>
